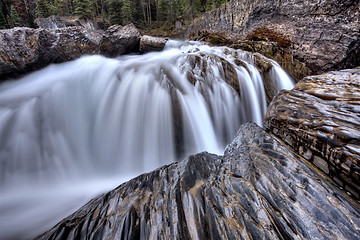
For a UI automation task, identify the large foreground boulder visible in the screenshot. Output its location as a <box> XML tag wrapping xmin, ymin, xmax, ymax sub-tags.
<box><xmin>185</xmin><ymin>0</ymin><xmax>360</xmax><ymax>81</ymax></box>
<box><xmin>36</xmin><ymin>123</ymin><xmax>360</xmax><ymax>239</ymax></box>
<box><xmin>265</xmin><ymin>67</ymin><xmax>360</xmax><ymax>199</ymax></box>
<box><xmin>0</xmin><ymin>24</ymin><xmax>141</xmax><ymax>81</ymax></box>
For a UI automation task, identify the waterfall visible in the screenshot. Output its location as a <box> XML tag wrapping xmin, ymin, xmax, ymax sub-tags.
<box><xmin>0</xmin><ymin>40</ymin><xmax>294</xmax><ymax>240</ymax></box>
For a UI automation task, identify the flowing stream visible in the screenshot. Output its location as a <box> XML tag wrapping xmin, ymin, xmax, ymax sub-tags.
<box><xmin>0</xmin><ymin>40</ymin><xmax>294</xmax><ymax>239</ymax></box>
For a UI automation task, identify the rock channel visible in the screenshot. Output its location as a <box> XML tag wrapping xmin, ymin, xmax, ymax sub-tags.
<box><xmin>36</xmin><ymin>68</ymin><xmax>360</xmax><ymax>239</ymax></box>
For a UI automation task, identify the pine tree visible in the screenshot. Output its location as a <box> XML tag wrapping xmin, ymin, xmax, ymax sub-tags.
<box><xmin>121</xmin><ymin>0</ymin><xmax>132</xmax><ymax>25</ymax></box>
<box><xmin>35</xmin><ymin>0</ymin><xmax>51</xmax><ymax>18</ymax></box>
<box><xmin>9</xmin><ymin>4</ymin><xmax>21</xmax><ymax>27</ymax></box>
<box><xmin>49</xmin><ymin>0</ymin><xmax>60</xmax><ymax>15</ymax></box>
<box><xmin>0</xmin><ymin>11</ymin><xmax>7</xmax><ymax>29</ymax></box>
<box><xmin>0</xmin><ymin>1</ymin><xmax>7</xmax><ymax>29</ymax></box>
<box><xmin>74</xmin><ymin>0</ymin><xmax>92</xmax><ymax>19</ymax></box>
<box><xmin>108</xmin><ymin>0</ymin><xmax>121</xmax><ymax>25</ymax></box>
<box><xmin>57</xmin><ymin>0</ymin><xmax>69</xmax><ymax>15</ymax></box>
<box><xmin>126</xmin><ymin>0</ymin><xmax>142</xmax><ymax>27</ymax></box>
<box><xmin>215</xmin><ymin>0</ymin><xmax>227</xmax><ymax>8</ymax></box>
<box><xmin>205</xmin><ymin>0</ymin><xmax>215</xmax><ymax>11</ymax></box>
<box><xmin>12</xmin><ymin>0</ymin><xmax>27</xmax><ymax>25</ymax></box>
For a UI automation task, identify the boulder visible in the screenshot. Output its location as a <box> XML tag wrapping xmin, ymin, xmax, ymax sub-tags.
<box><xmin>0</xmin><ymin>27</ymin><xmax>104</xmax><ymax>80</ymax></box>
<box><xmin>139</xmin><ymin>35</ymin><xmax>169</xmax><ymax>52</ymax></box>
<box><xmin>264</xmin><ymin>68</ymin><xmax>360</xmax><ymax>199</ymax></box>
<box><xmin>100</xmin><ymin>24</ymin><xmax>141</xmax><ymax>57</ymax></box>
<box><xmin>185</xmin><ymin>0</ymin><xmax>360</xmax><ymax>80</ymax></box>
<box><xmin>0</xmin><ymin>24</ymin><xmax>141</xmax><ymax>81</ymax></box>
<box><xmin>36</xmin><ymin>123</ymin><xmax>360</xmax><ymax>240</ymax></box>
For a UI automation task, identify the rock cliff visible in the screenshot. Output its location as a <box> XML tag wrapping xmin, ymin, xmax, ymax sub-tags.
<box><xmin>186</xmin><ymin>0</ymin><xmax>360</xmax><ymax>81</ymax></box>
<box><xmin>36</xmin><ymin>122</ymin><xmax>360</xmax><ymax>240</ymax></box>
<box><xmin>265</xmin><ymin>67</ymin><xmax>360</xmax><ymax>199</ymax></box>
<box><xmin>0</xmin><ymin>24</ymin><xmax>140</xmax><ymax>81</ymax></box>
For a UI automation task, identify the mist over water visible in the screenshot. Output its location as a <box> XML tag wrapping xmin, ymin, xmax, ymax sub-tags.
<box><xmin>0</xmin><ymin>40</ymin><xmax>294</xmax><ymax>239</ymax></box>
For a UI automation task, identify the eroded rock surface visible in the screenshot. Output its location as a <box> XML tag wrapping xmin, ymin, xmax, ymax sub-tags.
<box><xmin>186</xmin><ymin>0</ymin><xmax>360</xmax><ymax>80</ymax></box>
<box><xmin>36</xmin><ymin>123</ymin><xmax>360</xmax><ymax>240</ymax></box>
<box><xmin>140</xmin><ymin>35</ymin><xmax>169</xmax><ymax>52</ymax></box>
<box><xmin>0</xmin><ymin>24</ymin><xmax>140</xmax><ymax>80</ymax></box>
<box><xmin>100</xmin><ymin>24</ymin><xmax>141</xmax><ymax>57</ymax></box>
<box><xmin>264</xmin><ymin>68</ymin><xmax>360</xmax><ymax>199</ymax></box>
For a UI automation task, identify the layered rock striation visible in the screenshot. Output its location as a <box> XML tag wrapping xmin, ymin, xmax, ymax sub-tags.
<box><xmin>265</xmin><ymin>68</ymin><xmax>360</xmax><ymax>199</ymax></box>
<box><xmin>36</xmin><ymin>122</ymin><xmax>360</xmax><ymax>239</ymax></box>
<box><xmin>0</xmin><ymin>24</ymin><xmax>140</xmax><ymax>81</ymax></box>
<box><xmin>185</xmin><ymin>0</ymin><xmax>360</xmax><ymax>81</ymax></box>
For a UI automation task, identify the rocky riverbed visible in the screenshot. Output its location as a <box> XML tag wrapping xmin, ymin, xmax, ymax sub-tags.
<box><xmin>36</xmin><ymin>68</ymin><xmax>360</xmax><ymax>239</ymax></box>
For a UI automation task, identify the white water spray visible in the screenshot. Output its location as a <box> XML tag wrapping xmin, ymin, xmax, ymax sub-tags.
<box><xmin>0</xmin><ymin>40</ymin><xmax>294</xmax><ymax>239</ymax></box>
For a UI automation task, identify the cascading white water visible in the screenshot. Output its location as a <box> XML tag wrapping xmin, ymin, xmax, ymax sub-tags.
<box><xmin>0</xmin><ymin>40</ymin><xmax>294</xmax><ymax>240</ymax></box>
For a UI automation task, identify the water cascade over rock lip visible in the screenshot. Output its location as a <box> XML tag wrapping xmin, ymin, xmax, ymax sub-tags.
<box><xmin>36</xmin><ymin>123</ymin><xmax>360</xmax><ymax>240</ymax></box>
<box><xmin>0</xmin><ymin>40</ymin><xmax>293</xmax><ymax>240</ymax></box>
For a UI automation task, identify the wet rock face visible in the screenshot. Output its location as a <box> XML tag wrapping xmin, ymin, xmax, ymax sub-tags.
<box><xmin>186</xmin><ymin>0</ymin><xmax>360</xmax><ymax>80</ymax></box>
<box><xmin>36</xmin><ymin>123</ymin><xmax>360</xmax><ymax>240</ymax></box>
<box><xmin>100</xmin><ymin>24</ymin><xmax>141</xmax><ymax>57</ymax></box>
<box><xmin>0</xmin><ymin>27</ymin><xmax>103</xmax><ymax>80</ymax></box>
<box><xmin>0</xmin><ymin>24</ymin><xmax>140</xmax><ymax>81</ymax></box>
<box><xmin>264</xmin><ymin>68</ymin><xmax>360</xmax><ymax>199</ymax></box>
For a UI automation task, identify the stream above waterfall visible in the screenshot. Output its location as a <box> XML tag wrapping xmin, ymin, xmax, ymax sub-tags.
<box><xmin>0</xmin><ymin>40</ymin><xmax>294</xmax><ymax>240</ymax></box>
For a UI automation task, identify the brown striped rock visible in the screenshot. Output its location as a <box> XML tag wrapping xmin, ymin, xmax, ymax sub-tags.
<box><xmin>264</xmin><ymin>68</ymin><xmax>360</xmax><ymax>199</ymax></box>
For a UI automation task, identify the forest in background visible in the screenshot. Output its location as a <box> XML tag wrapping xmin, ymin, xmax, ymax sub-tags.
<box><xmin>0</xmin><ymin>0</ymin><xmax>228</xmax><ymax>32</ymax></box>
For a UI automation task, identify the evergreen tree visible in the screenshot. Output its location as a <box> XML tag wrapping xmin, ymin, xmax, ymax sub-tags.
<box><xmin>74</xmin><ymin>0</ymin><xmax>92</xmax><ymax>19</ymax></box>
<box><xmin>49</xmin><ymin>0</ymin><xmax>60</xmax><ymax>15</ymax></box>
<box><xmin>57</xmin><ymin>0</ymin><xmax>70</xmax><ymax>15</ymax></box>
<box><xmin>0</xmin><ymin>1</ymin><xmax>7</xmax><ymax>29</ymax></box>
<box><xmin>108</xmin><ymin>0</ymin><xmax>121</xmax><ymax>25</ymax></box>
<box><xmin>121</xmin><ymin>0</ymin><xmax>132</xmax><ymax>25</ymax></box>
<box><xmin>215</xmin><ymin>0</ymin><xmax>227</xmax><ymax>8</ymax></box>
<box><xmin>131</xmin><ymin>0</ymin><xmax>144</xmax><ymax>26</ymax></box>
<box><xmin>35</xmin><ymin>0</ymin><xmax>51</xmax><ymax>18</ymax></box>
<box><xmin>205</xmin><ymin>0</ymin><xmax>216</xmax><ymax>11</ymax></box>
<box><xmin>9</xmin><ymin>4</ymin><xmax>21</xmax><ymax>27</ymax></box>
<box><xmin>0</xmin><ymin>14</ymin><xmax>5</xmax><ymax>28</ymax></box>
<box><xmin>12</xmin><ymin>0</ymin><xmax>27</xmax><ymax>25</ymax></box>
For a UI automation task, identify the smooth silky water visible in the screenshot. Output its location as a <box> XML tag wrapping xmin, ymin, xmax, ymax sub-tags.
<box><xmin>0</xmin><ymin>40</ymin><xmax>294</xmax><ymax>239</ymax></box>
